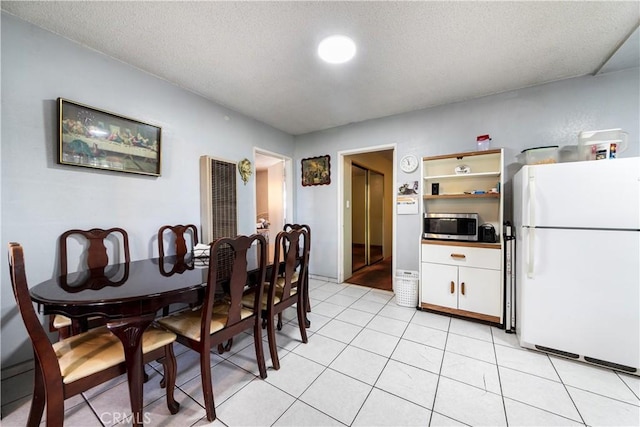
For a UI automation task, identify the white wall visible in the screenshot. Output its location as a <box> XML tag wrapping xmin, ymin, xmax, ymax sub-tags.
<box><xmin>2</xmin><ymin>11</ymin><xmax>639</xmax><ymax>368</ymax></box>
<box><xmin>0</xmin><ymin>13</ymin><xmax>295</xmax><ymax>367</ymax></box>
<box><xmin>294</xmin><ymin>68</ymin><xmax>639</xmax><ymax>279</ymax></box>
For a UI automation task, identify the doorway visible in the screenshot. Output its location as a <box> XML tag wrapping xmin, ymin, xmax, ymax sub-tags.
<box><xmin>351</xmin><ymin>164</ymin><xmax>384</xmax><ymax>271</ymax></box>
<box><xmin>254</xmin><ymin>149</ymin><xmax>293</xmax><ymax>260</ymax></box>
<box><xmin>342</xmin><ymin>149</ymin><xmax>394</xmax><ymax>291</ymax></box>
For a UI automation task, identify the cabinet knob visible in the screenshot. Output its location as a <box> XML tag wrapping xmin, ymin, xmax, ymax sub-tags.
<box><xmin>461</xmin><ymin>282</ymin><xmax>465</xmax><ymax>295</ymax></box>
<box><xmin>450</xmin><ymin>281</ymin><xmax>455</xmax><ymax>294</ymax></box>
<box><xmin>450</xmin><ymin>253</ymin><xmax>466</xmax><ymax>259</ymax></box>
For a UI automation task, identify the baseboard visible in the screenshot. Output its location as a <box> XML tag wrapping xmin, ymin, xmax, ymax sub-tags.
<box><xmin>1</xmin><ymin>358</ymin><xmax>34</xmax><ymax>381</ymax></box>
<box><xmin>309</xmin><ymin>274</ymin><xmax>339</xmax><ymax>283</ymax></box>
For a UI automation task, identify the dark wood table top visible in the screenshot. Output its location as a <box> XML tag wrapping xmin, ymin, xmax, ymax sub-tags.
<box><xmin>29</xmin><ymin>254</ymin><xmax>247</xmax><ymax>319</ymax></box>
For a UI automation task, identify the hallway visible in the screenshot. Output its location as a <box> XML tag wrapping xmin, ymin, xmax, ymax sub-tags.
<box><xmin>345</xmin><ymin>257</ymin><xmax>392</xmax><ymax>291</ymax></box>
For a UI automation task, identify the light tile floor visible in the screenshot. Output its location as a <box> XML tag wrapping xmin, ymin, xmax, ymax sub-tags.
<box><xmin>2</xmin><ymin>278</ymin><xmax>639</xmax><ymax>426</ymax></box>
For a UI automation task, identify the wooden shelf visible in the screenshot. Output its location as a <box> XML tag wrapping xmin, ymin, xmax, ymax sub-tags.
<box><xmin>423</xmin><ymin>193</ymin><xmax>500</xmax><ymax>200</ymax></box>
<box><xmin>421</xmin><ymin>240</ymin><xmax>502</xmax><ymax>249</ymax></box>
<box><xmin>424</xmin><ymin>171</ymin><xmax>500</xmax><ymax>180</ymax></box>
<box><xmin>422</xmin><ymin>149</ymin><xmax>503</xmax><ymax>162</ymax></box>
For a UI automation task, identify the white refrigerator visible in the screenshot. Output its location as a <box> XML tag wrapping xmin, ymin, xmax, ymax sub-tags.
<box><xmin>514</xmin><ymin>157</ymin><xmax>639</xmax><ymax>374</ymax></box>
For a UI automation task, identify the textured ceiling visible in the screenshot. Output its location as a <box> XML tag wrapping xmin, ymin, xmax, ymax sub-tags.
<box><xmin>2</xmin><ymin>1</ymin><xmax>639</xmax><ymax>136</ymax></box>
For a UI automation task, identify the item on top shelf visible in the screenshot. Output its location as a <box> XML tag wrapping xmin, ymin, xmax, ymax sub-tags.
<box><xmin>578</xmin><ymin>128</ymin><xmax>628</xmax><ymax>161</ymax></box>
<box><xmin>454</xmin><ymin>164</ymin><xmax>471</xmax><ymax>174</ymax></box>
<box><xmin>516</xmin><ymin>146</ymin><xmax>559</xmax><ymax>165</ymax></box>
<box><xmin>558</xmin><ymin>145</ymin><xmax>580</xmax><ymax>163</ymax></box>
<box><xmin>476</xmin><ymin>134</ymin><xmax>492</xmax><ymax>151</ymax></box>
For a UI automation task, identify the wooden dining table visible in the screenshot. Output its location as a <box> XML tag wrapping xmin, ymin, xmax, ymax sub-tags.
<box><xmin>29</xmin><ymin>251</ymin><xmax>309</xmax><ymax>426</ymax></box>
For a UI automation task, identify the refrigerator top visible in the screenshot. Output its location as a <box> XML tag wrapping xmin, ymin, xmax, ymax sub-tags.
<box><xmin>514</xmin><ymin>157</ymin><xmax>640</xmax><ymax>230</ymax></box>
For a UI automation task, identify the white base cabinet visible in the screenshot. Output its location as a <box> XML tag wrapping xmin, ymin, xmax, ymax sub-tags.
<box><xmin>420</xmin><ymin>243</ymin><xmax>502</xmax><ymax>323</ymax></box>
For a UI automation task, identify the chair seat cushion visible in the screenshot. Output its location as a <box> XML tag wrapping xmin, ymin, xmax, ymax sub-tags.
<box><xmin>54</xmin><ymin>325</ymin><xmax>176</xmax><ymax>384</ymax></box>
<box><xmin>52</xmin><ymin>314</ymin><xmax>104</xmax><ymax>329</ymax></box>
<box><xmin>158</xmin><ymin>302</ymin><xmax>254</xmax><ymax>342</ymax></box>
<box><xmin>275</xmin><ymin>272</ymin><xmax>299</xmax><ymax>287</ymax></box>
<box><xmin>53</xmin><ymin>314</ymin><xmax>72</xmax><ymax>328</ymax></box>
<box><xmin>241</xmin><ymin>281</ymin><xmax>298</xmax><ymax>310</ymax></box>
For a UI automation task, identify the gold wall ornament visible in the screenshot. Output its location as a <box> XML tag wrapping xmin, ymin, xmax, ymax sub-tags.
<box><xmin>238</xmin><ymin>158</ymin><xmax>252</xmax><ymax>185</ymax></box>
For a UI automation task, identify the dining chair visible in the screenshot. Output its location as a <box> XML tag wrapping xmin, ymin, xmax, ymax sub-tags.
<box><xmin>52</xmin><ymin>227</ymin><xmax>131</xmax><ymax>339</ymax></box>
<box><xmin>283</xmin><ymin>223</ymin><xmax>312</xmax><ymax>314</ymax></box>
<box><xmin>251</xmin><ymin>227</ymin><xmax>310</xmax><ymax>371</ymax></box>
<box><xmin>158</xmin><ymin>224</ymin><xmax>199</xmax><ymax>314</ymax></box>
<box><xmin>158</xmin><ymin>234</ymin><xmax>268</xmax><ymax>422</ymax></box>
<box><xmin>158</xmin><ymin>224</ymin><xmax>199</xmax><ymax>261</ymax></box>
<box><xmin>7</xmin><ymin>242</ymin><xmax>179</xmax><ymax>427</ymax></box>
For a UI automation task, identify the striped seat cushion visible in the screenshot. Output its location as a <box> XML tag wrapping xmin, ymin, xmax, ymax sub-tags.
<box><xmin>54</xmin><ymin>325</ymin><xmax>176</xmax><ymax>384</ymax></box>
<box><xmin>158</xmin><ymin>302</ymin><xmax>254</xmax><ymax>341</ymax></box>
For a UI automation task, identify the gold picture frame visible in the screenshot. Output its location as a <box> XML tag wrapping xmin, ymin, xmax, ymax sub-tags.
<box><xmin>58</xmin><ymin>98</ymin><xmax>161</xmax><ymax>176</ymax></box>
<box><xmin>301</xmin><ymin>155</ymin><xmax>331</xmax><ymax>186</ymax></box>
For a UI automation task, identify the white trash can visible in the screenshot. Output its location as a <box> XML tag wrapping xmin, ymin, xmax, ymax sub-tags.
<box><xmin>395</xmin><ymin>270</ymin><xmax>418</xmax><ymax>308</ymax></box>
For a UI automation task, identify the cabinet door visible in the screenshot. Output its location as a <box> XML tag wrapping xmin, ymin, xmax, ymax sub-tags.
<box><xmin>421</xmin><ymin>262</ymin><xmax>458</xmax><ymax>309</ymax></box>
<box><xmin>457</xmin><ymin>266</ymin><xmax>501</xmax><ymax>316</ymax></box>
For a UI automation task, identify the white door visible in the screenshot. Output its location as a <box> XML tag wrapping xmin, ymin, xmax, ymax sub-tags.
<box><xmin>520</xmin><ymin>158</ymin><xmax>639</xmax><ymax>229</ymax></box>
<box><xmin>421</xmin><ymin>263</ymin><xmax>457</xmax><ymax>310</ymax></box>
<box><xmin>458</xmin><ymin>266</ymin><xmax>501</xmax><ymax>317</ymax></box>
<box><xmin>518</xmin><ymin>227</ymin><xmax>639</xmax><ymax>369</ymax></box>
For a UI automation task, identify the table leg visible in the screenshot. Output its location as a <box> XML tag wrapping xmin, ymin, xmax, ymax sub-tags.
<box><xmin>107</xmin><ymin>315</ymin><xmax>155</xmax><ymax>427</ymax></box>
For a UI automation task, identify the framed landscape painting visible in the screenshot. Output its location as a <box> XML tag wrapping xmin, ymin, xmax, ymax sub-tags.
<box><xmin>58</xmin><ymin>98</ymin><xmax>162</xmax><ymax>176</ymax></box>
<box><xmin>301</xmin><ymin>155</ymin><xmax>331</xmax><ymax>186</ymax></box>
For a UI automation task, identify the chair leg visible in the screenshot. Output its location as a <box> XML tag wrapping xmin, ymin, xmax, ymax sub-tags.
<box><xmin>266</xmin><ymin>313</ymin><xmax>280</xmax><ymax>371</ymax></box>
<box><xmin>27</xmin><ymin>362</ymin><xmax>45</xmax><ymax>427</ymax></box>
<box><xmin>199</xmin><ymin>350</ymin><xmax>216</xmax><ymax>422</ymax></box>
<box><xmin>305</xmin><ymin>273</ymin><xmax>312</xmax><ymax>313</ymax></box>
<box><xmin>44</xmin><ymin>376</ymin><xmax>65</xmax><ymax>427</ymax></box>
<box><xmin>297</xmin><ymin>300</ymin><xmax>308</xmax><ymax>344</ymax></box>
<box><xmin>277</xmin><ymin>313</ymin><xmax>283</xmax><ymax>331</ymax></box>
<box><xmin>159</xmin><ymin>344</ymin><xmax>179</xmax><ymax>414</ymax></box>
<box><xmin>253</xmin><ymin>320</ymin><xmax>268</xmax><ymax>378</ymax></box>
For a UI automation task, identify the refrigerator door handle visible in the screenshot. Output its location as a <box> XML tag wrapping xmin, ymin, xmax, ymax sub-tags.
<box><xmin>528</xmin><ymin>174</ymin><xmax>536</xmax><ymax>229</ymax></box>
<box><xmin>527</xmin><ymin>173</ymin><xmax>536</xmax><ymax>278</ymax></box>
<box><xmin>528</xmin><ymin>227</ymin><xmax>535</xmax><ymax>279</ymax></box>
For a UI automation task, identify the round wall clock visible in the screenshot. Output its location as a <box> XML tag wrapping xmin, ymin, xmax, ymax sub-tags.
<box><xmin>400</xmin><ymin>154</ymin><xmax>419</xmax><ymax>173</ymax></box>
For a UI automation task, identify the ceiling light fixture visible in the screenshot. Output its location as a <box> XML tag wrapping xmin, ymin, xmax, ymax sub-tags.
<box><xmin>317</xmin><ymin>35</ymin><xmax>356</xmax><ymax>64</ymax></box>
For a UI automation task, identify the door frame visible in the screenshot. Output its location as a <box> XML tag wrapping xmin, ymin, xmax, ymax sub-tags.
<box><xmin>253</xmin><ymin>148</ymin><xmax>294</xmax><ymax>232</ymax></box>
<box><xmin>337</xmin><ymin>144</ymin><xmax>396</xmax><ymax>286</ymax></box>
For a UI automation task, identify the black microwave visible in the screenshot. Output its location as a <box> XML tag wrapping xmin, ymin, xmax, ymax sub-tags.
<box><xmin>423</xmin><ymin>213</ymin><xmax>479</xmax><ymax>241</ymax></box>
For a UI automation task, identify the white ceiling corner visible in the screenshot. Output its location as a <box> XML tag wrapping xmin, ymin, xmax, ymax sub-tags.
<box><xmin>2</xmin><ymin>1</ymin><xmax>639</xmax><ymax>136</ymax></box>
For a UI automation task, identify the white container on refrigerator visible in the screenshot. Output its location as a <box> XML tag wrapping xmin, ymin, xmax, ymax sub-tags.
<box><xmin>514</xmin><ymin>157</ymin><xmax>640</xmax><ymax>374</ymax></box>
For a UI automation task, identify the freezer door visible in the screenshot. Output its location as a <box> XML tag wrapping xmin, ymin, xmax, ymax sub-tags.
<box><xmin>517</xmin><ymin>227</ymin><xmax>639</xmax><ymax>371</ymax></box>
<box><xmin>518</xmin><ymin>158</ymin><xmax>640</xmax><ymax>230</ymax></box>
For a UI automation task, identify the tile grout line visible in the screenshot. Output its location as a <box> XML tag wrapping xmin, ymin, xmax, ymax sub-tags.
<box><xmin>493</xmin><ymin>325</ymin><xmax>510</xmax><ymax>427</ymax></box>
<box><xmin>346</xmin><ymin>305</ymin><xmax>415</xmax><ymax>425</ymax></box>
<box><xmin>426</xmin><ymin>312</ymin><xmax>451</xmax><ymax>427</ymax></box>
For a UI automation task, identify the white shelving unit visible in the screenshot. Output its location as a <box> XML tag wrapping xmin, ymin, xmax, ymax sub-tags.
<box><xmin>419</xmin><ymin>149</ymin><xmax>504</xmax><ymax>324</ymax></box>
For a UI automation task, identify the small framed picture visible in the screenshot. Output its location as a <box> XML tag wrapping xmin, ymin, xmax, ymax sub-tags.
<box><xmin>301</xmin><ymin>155</ymin><xmax>331</xmax><ymax>186</ymax></box>
<box><xmin>58</xmin><ymin>98</ymin><xmax>161</xmax><ymax>176</ymax></box>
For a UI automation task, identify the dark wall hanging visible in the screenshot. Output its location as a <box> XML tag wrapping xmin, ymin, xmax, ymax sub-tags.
<box><xmin>301</xmin><ymin>155</ymin><xmax>331</xmax><ymax>186</ymax></box>
<box><xmin>58</xmin><ymin>98</ymin><xmax>161</xmax><ymax>176</ymax></box>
